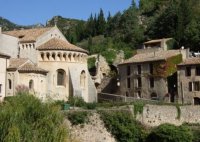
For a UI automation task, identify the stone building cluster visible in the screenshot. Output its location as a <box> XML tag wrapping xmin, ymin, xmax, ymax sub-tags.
<box><xmin>0</xmin><ymin>26</ymin><xmax>97</xmax><ymax>102</ymax></box>
<box><xmin>119</xmin><ymin>38</ymin><xmax>200</xmax><ymax>105</ymax></box>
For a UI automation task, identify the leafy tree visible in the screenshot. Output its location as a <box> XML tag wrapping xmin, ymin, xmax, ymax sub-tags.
<box><xmin>105</xmin><ymin>12</ymin><xmax>122</xmax><ymax>38</ymax></box>
<box><xmin>118</xmin><ymin>1</ymin><xmax>144</xmax><ymax>48</ymax></box>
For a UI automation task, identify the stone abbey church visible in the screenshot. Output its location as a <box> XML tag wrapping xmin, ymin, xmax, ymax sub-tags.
<box><xmin>0</xmin><ymin>26</ymin><xmax>97</xmax><ymax>102</ymax></box>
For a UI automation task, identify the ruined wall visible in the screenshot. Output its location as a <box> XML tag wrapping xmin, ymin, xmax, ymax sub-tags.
<box><xmin>137</xmin><ymin>104</ymin><xmax>200</xmax><ymax>127</ymax></box>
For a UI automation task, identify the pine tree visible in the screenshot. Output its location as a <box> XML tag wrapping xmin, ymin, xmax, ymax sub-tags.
<box><xmin>85</xmin><ymin>14</ymin><xmax>95</xmax><ymax>37</ymax></box>
<box><xmin>96</xmin><ymin>8</ymin><xmax>106</xmax><ymax>35</ymax></box>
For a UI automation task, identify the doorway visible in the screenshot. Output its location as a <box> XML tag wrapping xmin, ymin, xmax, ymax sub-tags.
<box><xmin>167</xmin><ymin>72</ymin><xmax>177</xmax><ymax>103</ymax></box>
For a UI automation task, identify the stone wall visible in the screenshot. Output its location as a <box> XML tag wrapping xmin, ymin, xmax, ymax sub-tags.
<box><xmin>137</xmin><ymin>104</ymin><xmax>200</xmax><ymax>127</ymax></box>
<box><xmin>66</xmin><ymin>113</ymin><xmax>116</xmax><ymax>142</ymax></box>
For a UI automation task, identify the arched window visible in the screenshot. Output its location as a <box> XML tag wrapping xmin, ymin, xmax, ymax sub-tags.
<box><xmin>29</xmin><ymin>80</ymin><xmax>34</xmax><ymax>90</ymax></box>
<box><xmin>63</xmin><ymin>53</ymin><xmax>67</xmax><ymax>61</ymax></box>
<box><xmin>46</xmin><ymin>52</ymin><xmax>50</xmax><ymax>60</ymax></box>
<box><xmin>41</xmin><ymin>53</ymin><xmax>44</xmax><ymax>61</ymax></box>
<box><xmin>80</xmin><ymin>70</ymin><xmax>86</xmax><ymax>88</ymax></box>
<box><xmin>8</xmin><ymin>79</ymin><xmax>12</xmax><ymax>89</ymax></box>
<box><xmin>52</xmin><ymin>53</ymin><xmax>56</xmax><ymax>60</ymax></box>
<box><xmin>57</xmin><ymin>69</ymin><xmax>66</xmax><ymax>86</ymax></box>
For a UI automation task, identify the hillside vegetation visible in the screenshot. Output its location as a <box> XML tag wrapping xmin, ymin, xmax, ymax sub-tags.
<box><xmin>47</xmin><ymin>0</ymin><xmax>200</xmax><ymax>62</ymax></box>
<box><xmin>2</xmin><ymin>0</ymin><xmax>200</xmax><ymax>61</ymax></box>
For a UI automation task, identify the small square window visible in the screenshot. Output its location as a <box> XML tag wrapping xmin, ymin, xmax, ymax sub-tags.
<box><xmin>127</xmin><ymin>78</ymin><xmax>131</xmax><ymax>89</ymax></box>
<box><xmin>186</xmin><ymin>67</ymin><xmax>191</xmax><ymax>76</ymax></box>
<box><xmin>196</xmin><ymin>67</ymin><xmax>200</xmax><ymax>76</ymax></box>
<box><xmin>137</xmin><ymin>65</ymin><xmax>141</xmax><ymax>75</ymax></box>
<box><xmin>127</xmin><ymin>66</ymin><xmax>131</xmax><ymax>76</ymax></box>
<box><xmin>189</xmin><ymin>82</ymin><xmax>192</xmax><ymax>91</ymax></box>
<box><xmin>137</xmin><ymin>77</ymin><xmax>142</xmax><ymax>88</ymax></box>
<box><xmin>149</xmin><ymin>63</ymin><xmax>153</xmax><ymax>74</ymax></box>
<box><xmin>194</xmin><ymin>81</ymin><xmax>200</xmax><ymax>91</ymax></box>
<box><xmin>150</xmin><ymin>77</ymin><xmax>154</xmax><ymax>88</ymax></box>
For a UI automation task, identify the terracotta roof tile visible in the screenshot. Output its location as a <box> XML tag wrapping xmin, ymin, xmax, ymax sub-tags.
<box><xmin>120</xmin><ymin>50</ymin><xmax>181</xmax><ymax>65</ymax></box>
<box><xmin>7</xmin><ymin>58</ymin><xmax>48</xmax><ymax>73</ymax></box>
<box><xmin>37</xmin><ymin>38</ymin><xmax>88</xmax><ymax>53</ymax></box>
<box><xmin>18</xmin><ymin>63</ymin><xmax>48</xmax><ymax>73</ymax></box>
<box><xmin>3</xmin><ymin>27</ymin><xmax>52</xmax><ymax>42</ymax></box>
<box><xmin>8</xmin><ymin>58</ymin><xmax>29</xmax><ymax>69</ymax></box>
<box><xmin>178</xmin><ymin>57</ymin><xmax>200</xmax><ymax>66</ymax></box>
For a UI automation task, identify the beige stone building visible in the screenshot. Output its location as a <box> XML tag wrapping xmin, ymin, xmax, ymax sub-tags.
<box><xmin>0</xmin><ymin>53</ymin><xmax>10</xmax><ymax>101</ymax></box>
<box><xmin>118</xmin><ymin>38</ymin><xmax>189</xmax><ymax>102</ymax></box>
<box><xmin>177</xmin><ymin>58</ymin><xmax>200</xmax><ymax>105</ymax></box>
<box><xmin>0</xmin><ymin>26</ymin><xmax>97</xmax><ymax>102</ymax></box>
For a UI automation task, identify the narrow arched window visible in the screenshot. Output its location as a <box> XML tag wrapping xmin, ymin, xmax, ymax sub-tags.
<box><xmin>57</xmin><ymin>69</ymin><xmax>66</xmax><ymax>86</ymax></box>
<box><xmin>29</xmin><ymin>80</ymin><xmax>34</xmax><ymax>90</ymax></box>
<box><xmin>8</xmin><ymin>79</ymin><xmax>12</xmax><ymax>89</ymax></box>
<box><xmin>80</xmin><ymin>70</ymin><xmax>86</xmax><ymax>88</ymax></box>
<box><xmin>41</xmin><ymin>53</ymin><xmax>44</xmax><ymax>61</ymax></box>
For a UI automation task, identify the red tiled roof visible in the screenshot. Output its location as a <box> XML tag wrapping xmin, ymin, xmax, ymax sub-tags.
<box><xmin>37</xmin><ymin>38</ymin><xmax>88</xmax><ymax>53</ymax></box>
<box><xmin>178</xmin><ymin>57</ymin><xmax>200</xmax><ymax>66</ymax></box>
<box><xmin>8</xmin><ymin>58</ymin><xmax>29</xmax><ymax>69</ymax></box>
<box><xmin>18</xmin><ymin>63</ymin><xmax>48</xmax><ymax>74</ymax></box>
<box><xmin>3</xmin><ymin>27</ymin><xmax>53</xmax><ymax>42</ymax></box>
<box><xmin>119</xmin><ymin>50</ymin><xmax>182</xmax><ymax>65</ymax></box>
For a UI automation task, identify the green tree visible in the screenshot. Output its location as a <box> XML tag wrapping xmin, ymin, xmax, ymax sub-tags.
<box><xmin>85</xmin><ymin>14</ymin><xmax>96</xmax><ymax>37</ymax></box>
<box><xmin>118</xmin><ymin>1</ymin><xmax>144</xmax><ymax>48</ymax></box>
<box><xmin>96</xmin><ymin>8</ymin><xmax>106</xmax><ymax>35</ymax></box>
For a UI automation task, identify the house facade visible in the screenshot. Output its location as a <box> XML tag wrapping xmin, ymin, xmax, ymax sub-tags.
<box><xmin>177</xmin><ymin>58</ymin><xmax>200</xmax><ymax>105</ymax></box>
<box><xmin>0</xmin><ymin>26</ymin><xmax>97</xmax><ymax>102</ymax></box>
<box><xmin>118</xmin><ymin>38</ymin><xmax>189</xmax><ymax>103</ymax></box>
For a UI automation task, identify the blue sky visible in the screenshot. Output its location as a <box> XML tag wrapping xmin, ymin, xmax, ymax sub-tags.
<box><xmin>0</xmin><ymin>0</ymin><xmax>139</xmax><ymax>25</ymax></box>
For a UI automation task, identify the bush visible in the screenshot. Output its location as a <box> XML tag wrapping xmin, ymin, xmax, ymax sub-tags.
<box><xmin>133</xmin><ymin>102</ymin><xmax>145</xmax><ymax>116</ymax></box>
<box><xmin>68</xmin><ymin>96</ymin><xmax>86</xmax><ymax>107</ymax></box>
<box><xmin>67</xmin><ymin>111</ymin><xmax>90</xmax><ymax>125</ymax></box>
<box><xmin>87</xmin><ymin>57</ymin><xmax>96</xmax><ymax>70</ymax></box>
<box><xmin>99</xmin><ymin>110</ymin><xmax>145</xmax><ymax>142</ymax></box>
<box><xmin>146</xmin><ymin>124</ymin><xmax>193</xmax><ymax>142</ymax></box>
<box><xmin>85</xmin><ymin>102</ymin><xmax>97</xmax><ymax>110</ymax></box>
<box><xmin>0</xmin><ymin>93</ymin><xmax>68</xmax><ymax>142</ymax></box>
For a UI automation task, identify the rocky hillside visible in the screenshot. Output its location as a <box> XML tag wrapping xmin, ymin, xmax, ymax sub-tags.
<box><xmin>0</xmin><ymin>16</ymin><xmax>45</xmax><ymax>31</ymax></box>
<box><xmin>0</xmin><ymin>17</ymin><xmax>18</xmax><ymax>31</ymax></box>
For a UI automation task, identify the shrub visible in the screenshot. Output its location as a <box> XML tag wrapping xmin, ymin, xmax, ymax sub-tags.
<box><xmin>0</xmin><ymin>93</ymin><xmax>68</xmax><ymax>142</ymax></box>
<box><xmin>99</xmin><ymin>110</ymin><xmax>145</xmax><ymax>142</ymax></box>
<box><xmin>133</xmin><ymin>102</ymin><xmax>145</xmax><ymax>116</ymax></box>
<box><xmin>67</xmin><ymin>111</ymin><xmax>90</xmax><ymax>125</ymax></box>
<box><xmin>87</xmin><ymin>57</ymin><xmax>96</xmax><ymax>70</ymax></box>
<box><xmin>146</xmin><ymin>124</ymin><xmax>193</xmax><ymax>142</ymax></box>
<box><xmin>68</xmin><ymin>96</ymin><xmax>86</xmax><ymax>107</ymax></box>
<box><xmin>85</xmin><ymin>102</ymin><xmax>97</xmax><ymax>109</ymax></box>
